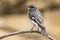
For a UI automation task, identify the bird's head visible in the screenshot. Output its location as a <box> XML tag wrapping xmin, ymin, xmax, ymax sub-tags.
<box><xmin>27</xmin><ymin>5</ymin><xmax>37</xmax><ymax>11</ymax></box>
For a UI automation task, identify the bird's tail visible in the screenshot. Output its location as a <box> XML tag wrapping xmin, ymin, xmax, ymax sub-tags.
<box><xmin>41</xmin><ymin>28</ymin><xmax>47</xmax><ymax>36</ymax></box>
<box><xmin>36</xmin><ymin>21</ymin><xmax>47</xmax><ymax>36</ymax></box>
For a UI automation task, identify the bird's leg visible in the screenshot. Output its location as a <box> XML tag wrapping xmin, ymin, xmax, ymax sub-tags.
<box><xmin>37</xmin><ymin>27</ymin><xmax>39</xmax><ymax>31</ymax></box>
<box><xmin>31</xmin><ymin>24</ymin><xmax>35</xmax><ymax>31</ymax></box>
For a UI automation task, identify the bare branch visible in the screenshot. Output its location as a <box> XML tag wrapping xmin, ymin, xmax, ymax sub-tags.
<box><xmin>0</xmin><ymin>30</ymin><xmax>41</xmax><ymax>39</ymax></box>
<box><xmin>0</xmin><ymin>30</ymin><xmax>55</xmax><ymax>40</ymax></box>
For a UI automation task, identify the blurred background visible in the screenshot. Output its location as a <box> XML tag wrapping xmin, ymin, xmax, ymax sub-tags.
<box><xmin>0</xmin><ymin>0</ymin><xmax>60</xmax><ymax>40</ymax></box>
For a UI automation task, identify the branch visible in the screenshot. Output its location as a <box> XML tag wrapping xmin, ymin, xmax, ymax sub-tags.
<box><xmin>0</xmin><ymin>30</ymin><xmax>55</xmax><ymax>40</ymax></box>
<box><xmin>0</xmin><ymin>30</ymin><xmax>41</xmax><ymax>39</ymax></box>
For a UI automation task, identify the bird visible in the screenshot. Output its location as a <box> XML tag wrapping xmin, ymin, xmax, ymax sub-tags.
<box><xmin>27</xmin><ymin>5</ymin><xmax>47</xmax><ymax>36</ymax></box>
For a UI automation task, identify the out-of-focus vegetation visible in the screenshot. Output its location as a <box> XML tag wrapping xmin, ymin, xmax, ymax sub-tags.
<box><xmin>0</xmin><ymin>0</ymin><xmax>60</xmax><ymax>40</ymax></box>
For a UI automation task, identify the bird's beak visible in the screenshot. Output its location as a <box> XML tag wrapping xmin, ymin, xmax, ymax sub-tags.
<box><xmin>25</xmin><ymin>6</ymin><xmax>28</xmax><ymax>10</ymax></box>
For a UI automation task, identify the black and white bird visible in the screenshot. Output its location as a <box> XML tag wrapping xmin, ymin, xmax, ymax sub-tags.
<box><xmin>27</xmin><ymin>5</ymin><xmax>47</xmax><ymax>36</ymax></box>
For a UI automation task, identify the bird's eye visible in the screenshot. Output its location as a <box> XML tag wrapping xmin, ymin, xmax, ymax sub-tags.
<box><xmin>30</xmin><ymin>7</ymin><xmax>34</xmax><ymax>8</ymax></box>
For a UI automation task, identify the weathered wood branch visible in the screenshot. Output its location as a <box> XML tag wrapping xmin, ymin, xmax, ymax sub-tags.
<box><xmin>0</xmin><ymin>30</ymin><xmax>41</xmax><ymax>39</ymax></box>
<box><xmin>0</xmin><ymin>30</ymin><xmax>55</xmax><ymax>40</ymax></box>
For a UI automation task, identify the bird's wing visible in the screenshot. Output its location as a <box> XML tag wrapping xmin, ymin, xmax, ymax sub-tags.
<box><xmin>35</xmin><ymin>10</ymin><xmax>44</xmax><ymax>23</ymax></box>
